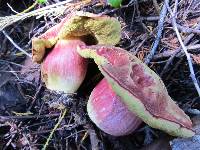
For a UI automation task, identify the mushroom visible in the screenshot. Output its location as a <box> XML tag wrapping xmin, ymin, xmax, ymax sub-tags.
<box><xmin>88</xmin><ymin>78</ymin><xmax>142</xmax><ymax>136</ymax></box>
<box><xmin>31</xmin><ymin>12</ymin><xmax>121</xmax><ymax>93</ymax></box>
<box><xmin>77</xmin><ymin>45</ymin><xmax>195</xmax><ymax>137</ymax></box>
<box><xmin>31</xmin><ymin>11</ymin><xmax>194</xmax><ymax>138</ymax></box>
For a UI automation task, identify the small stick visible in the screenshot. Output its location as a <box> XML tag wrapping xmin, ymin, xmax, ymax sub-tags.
<box><xmin>27</xmin><ymin>84</ymin><xmax>43</xmax><ymax>111</ymax></box>
<box><xmin>187</xmin><ymin>44</ymin><xmax>200</xmax><ymax>50</ymax></box>
<box><xmin>177</xmin><ymin>24</ymin><xmax>200</xmax><ymax>35</ymax></box>
<box><xmin>153</xmin><ymin>0</ymin><xmax>160</xmax><ymax>14</ymax></box>
<box><xmin>153</xmin><ymin>23</ymin><xmax>200</xmax><ymax>60</ymax></box>
<box><xmin>188</xmin><ymin>108</ymin><xmax>200</xmax><ymax>115</ymax></box>
<box><xmin>135</xmin><ymin>16</ymin><xmax>160</xmax><ymax>22</ymax></box>
<box><xmin>160</xmin><ymin>51</ymin><xmax>178</xmax><ymax>77</ymax></box>
<box><xmin>42</xmin><ymin>109</ymin><xmax>67</xmax><ymax>150</ymax></box>
<box><xmin>0</xmin><ymin>113</ymin><xmax>60</xmax><ymax>121</ymax></box>
<box><xmin>165</xmin><ymin>0</ymin><xmax>200</xmax><ymax>97</ymax></box>
<box><xmin>2</xmin><ymin>30</ymin><xmax>31</xmax><ymax>57</ymax></box>
<box><xmin>145</xmin><ymin>0</ymin><xmax>169</xmax><ymax>64</ymax></box>
<box><xmin>17</xmin><ymin>1</ymin><xmax>38</xmax><ymax>15</ymax></box>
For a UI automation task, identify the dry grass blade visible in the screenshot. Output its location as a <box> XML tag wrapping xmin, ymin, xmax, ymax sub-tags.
<box><xmin>0</xmin><ymin>0</ymin><xmax>73</xmax><ymax>31</ymax></box>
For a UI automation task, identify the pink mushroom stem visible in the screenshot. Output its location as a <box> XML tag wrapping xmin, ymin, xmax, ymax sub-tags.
<box><xmin>87</xmin><ymin>78</ymin><xmax>142</xmax><ymax>136</ymax></box>
<box><xmin>41</xmin><ymin>39</ymin><xmax>88</xmax><ymax>93</ymax></box>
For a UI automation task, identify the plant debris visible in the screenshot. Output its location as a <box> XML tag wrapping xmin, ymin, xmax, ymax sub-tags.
<box><xmin>1</xmin><ymin>0</ymin><xmax>200</xmax><ymax>149</ymax></box>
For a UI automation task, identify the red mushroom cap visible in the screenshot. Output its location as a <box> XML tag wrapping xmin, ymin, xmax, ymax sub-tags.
<box><xmin>78</xmin><ymin>45</ymin><xmax>195</xmax><ymax>137</ymax></box>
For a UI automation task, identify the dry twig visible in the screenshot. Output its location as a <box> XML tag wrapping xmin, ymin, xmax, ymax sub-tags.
<box><xmin>165</xmin><ymin>0</ymin><xmax>200</xmax><ymax>97</ymax></box>
<box><xmin>152</xmin><ymin>0</ymin><xmax>160</xmax><ymax>14</ymax></box>
<box><xmin>177</xmin><ymin>24</ymin><xmax>200</xmax><ymax>35</ymax></box>
<box><xmin>145</xmin><ymin>0</ymin><xmax>168</xmax><ymax>64</ymax></box>
<box><xmin>153</xmin><ymin>23</ymin><xmax>200</xmax><ymax>60</ymax></box>
<box><xmin>2</xmin><ymin>30</ymin><xmax>31</xmax><ymax>57</ymax></box>
<box><xmin>42</xmin><ymin>109</ymin><xmax>67</xmax><ymax>150</ymax></box>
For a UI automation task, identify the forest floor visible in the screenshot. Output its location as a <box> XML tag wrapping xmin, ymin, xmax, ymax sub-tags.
<box><xmin>0</xmin><ymin>0</ymin><xmax>200</xmax><ymax>149</ymax></box>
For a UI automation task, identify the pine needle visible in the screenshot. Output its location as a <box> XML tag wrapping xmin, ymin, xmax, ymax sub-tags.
<box><xmin>42</xmin><ymin>108</ymin><xmax>67</xmax><ymax>150</ymax></box>
<box><xmin>17</xmin><ymin>1</ymin><xmax>38</xmax><ymax>16</ymax></box>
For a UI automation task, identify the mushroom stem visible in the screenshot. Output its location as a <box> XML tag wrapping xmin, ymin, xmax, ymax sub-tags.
<box><xmin>41</xmin><ymin>39</ymin><xmax>87</xmax><ymax>93</ymax></box>
<box><xmin>88</xmin><ymin>78</ymin><xmax>142</xmax><ymax>136</ymax></box>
